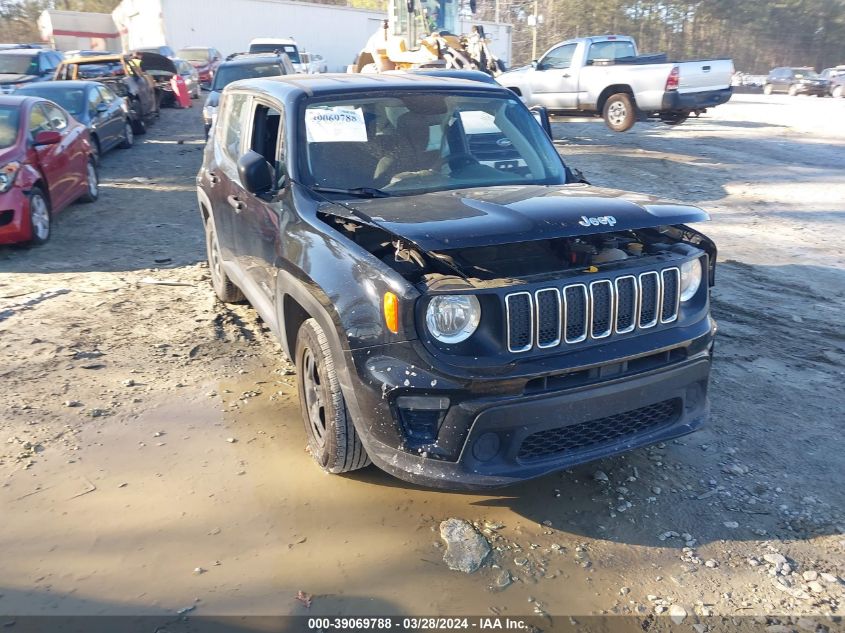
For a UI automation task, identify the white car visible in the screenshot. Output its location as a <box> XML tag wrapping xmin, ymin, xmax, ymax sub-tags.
<box><xmin>248</xmin><ymin>38</ymin><xmax>305</xmax><ymax>73</ymax></box>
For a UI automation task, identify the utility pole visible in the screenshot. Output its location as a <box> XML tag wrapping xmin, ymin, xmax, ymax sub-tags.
<box><xmin>494</xmin><ymin>0</ymin><xmax>499</xmax><ymax>23</ymax></box>
<box><xmin>531</xmin><ymin>0</ymin><xmax>538</xmax><ymax>60</ymax></box>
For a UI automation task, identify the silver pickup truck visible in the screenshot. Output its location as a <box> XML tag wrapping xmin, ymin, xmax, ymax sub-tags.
<box><xmin>497</xmin><ymin>35</ymin><xmax>733</xmax><ymax>132</ymax></box>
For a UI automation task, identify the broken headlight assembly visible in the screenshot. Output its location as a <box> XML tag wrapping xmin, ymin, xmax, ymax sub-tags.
<box><xmin>680</xmin><ymin>258</ymin><xmax>703</xmax><ymax>301</ymax></box>
<box><xmin>425</xmin><ymin>295</ymin><xmax>481</xmax><ymax>344</ymax></box>
<box><xmin>0</xmin><ymin>161</ymin><xmax>20</xmax><ymax>193</ymax></box>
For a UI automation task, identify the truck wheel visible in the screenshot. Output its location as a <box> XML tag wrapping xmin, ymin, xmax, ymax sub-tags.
<box><xmin>296</xmin><ymin>318</ymin><xmax>370</xmax><ymax>474</ymax></box>
<box><xmin>659</xmin><ymin>111</ymin><xmax>689</xmax><ymax>126</ymax></box>
<box><xmin>204</xmin><ymin>216</ymin><xmax>244</xmax><ymax>303</ymax></box>
<box><xmin>763</xmin><ymin>84</ymin><xmax>773</xmax><ymax>95</ymax></box>
<box><xmin>603</xmin><ymin>93</ymin><xmax>636</xmax><ymax>132</ymax></box>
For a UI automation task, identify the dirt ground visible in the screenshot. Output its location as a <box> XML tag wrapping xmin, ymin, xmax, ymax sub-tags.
<box><xmin>1</xmin><ymin>94</ymin><xmax>844</xmax><ymax>626</ymax></box>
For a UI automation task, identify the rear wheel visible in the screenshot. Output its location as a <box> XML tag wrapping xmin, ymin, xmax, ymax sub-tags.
<box><xmin>204</xmin><ymin>215</ymin><xmax>244</xmax><ymax>303</ymax></box>
<box><xmin>27</xmin><ymin>187</ymin><xmax>50</xmax><ymax>246</ymax></box>
<box><xmin>788</xmin><ymin>84</ymin><xmax>798</xmax><ymax>96</ymax></box>
<box><xmin>834</xmin><ymin>86</ymin><xmax>844</xmax><ymax>98</ymax></box>
<box><xmin>296</xmin><ymin>318</ymin><xmax>370</xmax><ymax>474</ymax></box>
<box><xmin>763</xmin><ymin>83</ymin><xmax>773</xmax><ymax>95</ymax></box>
<box><xmin>79</xmin><ymin>159</ymin><xmax>98</xmax><ymax>203</ymax></box>
<box><xmin>602</xmin><ymin>93</ymin><xmax>636</xmax><ymax>132</ymax></box>
<box><xmin>660</xmin><ymin>111</ymin><xmax>689</xmax><ymax>126</ymax></box>
<box><xmin>119</xmin><ymin>120</ymin><xmax>134</xmax><ymax>148</ymax></box>
<box><xmin>131</xmin><ymin>115</ymin><xmax>146</xmax><ymax>135</ymax></box>
<box><xmin>90</xmin><ymin>135</ymin><xmax>101</xmax><ymax>164</ymax></box>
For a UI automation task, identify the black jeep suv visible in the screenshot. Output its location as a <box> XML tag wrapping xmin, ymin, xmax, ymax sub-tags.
<box><xmin>197</xmin><ymin>74</ymin><xmax>717</xmax><ymax>489</ymax></box>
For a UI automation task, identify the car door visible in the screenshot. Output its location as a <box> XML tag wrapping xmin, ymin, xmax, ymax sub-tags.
<box><xmin>29</xmin><ymin>102</ymin><xmax>74</xmax><ymax>209</ymax></box>
<box><xmin>527</xmin><ymin>43</ymin><xmax>579</xmax><ymax>109</ymax></box>
<box><xmin>209</xmin><ymin>91</ymin><xmax>251</xmax><ymax>265</ymax></box>
<box><xmin>232</xmin><ymin>99</ymin><xmax>288</xmax><ymax>308</ymax></box>
<box><xmin>85</xmin><ymin>85</ymin><xmax>110</xmax><ymax>151</ymax></box>
<box><xmin>97</xmin><ymin>84</ymin><xmax>124</xmax><ymax>148</ymax></box>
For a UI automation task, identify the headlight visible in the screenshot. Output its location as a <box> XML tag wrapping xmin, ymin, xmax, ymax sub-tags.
<box><xmin>679</xmin><ymin>259</ymin><xmax>702</xmax><ymax>302</ymax></box>
<box><xmin>425</xmin><ymin>295</ymin><xmax>481</xmax><ymax>344</ymax></box>
<box><xmin>0</xmin><ymin>161</ymin><xmax>21</xmax><ymax>193</ymax></box>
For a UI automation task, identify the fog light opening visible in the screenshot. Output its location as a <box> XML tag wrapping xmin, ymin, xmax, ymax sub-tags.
<box><xmin>472</xmin><ymin>432</ymin><xmax>501</xmax><ymax>462</ymax></box>
<box><xmin>396</xmin><ymin>396</ymin><xmax>450</xmax><ymax>445</ymax></box>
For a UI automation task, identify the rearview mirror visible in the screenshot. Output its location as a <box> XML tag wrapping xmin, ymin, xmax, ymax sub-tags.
<box><xmin>238</xmin><ymin>150</ymin><xmax>274</xmax><ymax>195</ymax></box>
<box><xmin>33</xmin><ymin>130</ymin><xmax>61</xmax><ymax>146</ymax></box>
<box><xmin>530</xmin><ymin>106</ymin><xmax>553</xmax><ymax>139</ymax></box>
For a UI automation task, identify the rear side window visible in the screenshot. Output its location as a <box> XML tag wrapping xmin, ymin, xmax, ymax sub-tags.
<box><xmin>249</xmin><ymin>101</ymin><xmax>284</xmax><ymax>186</ymax></box>
<box><xmin>587</xmin><ymin>40</ymin><xmax>636</xmax><ymax>63</ymax></box>
<box><xmin>219</xmin><ymin>93</ymin><xmax>250</xmax><ymax>163</ymax></box>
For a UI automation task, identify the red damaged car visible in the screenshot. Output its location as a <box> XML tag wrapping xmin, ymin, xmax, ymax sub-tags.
<box><xmin>0</xmin><ymin>95</ymin><xmax>98</xmax><ymax>245</ymax></box>
<box><xmin>176</xmin><ymin>46</ymin><xmax>222</xmax><ymax>88</ymax></box>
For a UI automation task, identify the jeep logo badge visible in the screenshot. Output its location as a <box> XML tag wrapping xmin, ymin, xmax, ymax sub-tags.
<box><xmin>579</xmin><ymin>215</ymin><xmax>617</xmax><ymax>227</ymax></box>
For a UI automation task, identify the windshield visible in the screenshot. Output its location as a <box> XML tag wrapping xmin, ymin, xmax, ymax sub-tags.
<box><xmin>301</xmin><ymin>92</ymin><xmax>567</xmax><ymax>196</ymax></box>
<box><xmin>0</xmin><ymin>53</ymin><xmax>37</xmax><ymax>75</ymax></box>
<box><xmin>248</xmin><ymin>44</ymin><xmax>300</xmax><ymax>63</ymax></box>
<box><xmin>17</xmin><ymin>86</ymin><xmax>85</xmax><ymax>116</ymax></box>
<box><xmin>0</xmin><ymin>105</ymin><xmax>20</xmax><ymax>148</ymax></box>
<box><xmin>792</xmin><ymin>68</ymin><xmax>819</xmax><ymax>78</ymax></box>
<box><xmin>212</xmin><ymin>62</ymin><xmax>283</xmax><ymax>90</ymax></box>
<box><xmin>177</xmin><ymin>49</ymin><xmax>209</xmax><ymax>62</ymax></box>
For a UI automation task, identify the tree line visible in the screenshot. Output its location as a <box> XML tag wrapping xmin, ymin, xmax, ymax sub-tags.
<box><xmin>3</xmin><ymin>0</ymin><xmax>844</xmax><ymax>72</ymax></box>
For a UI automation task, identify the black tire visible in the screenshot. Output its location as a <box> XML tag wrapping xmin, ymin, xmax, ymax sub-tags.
<box><xmin>603</xmin><ymin>93</ymin><xmax>636</xmax><ymax>132</ymax></box>
<box><xmin>296</xmin><ymin>318</ymin><xmax>370</xmax><ymax>474</ymax></box>
<box><xmin>204</xmin><ymin>215</ymin><xmax>244</xmax><ymax>303</ymax></box>
<box><xmin>90</xmin><ymin>134</ymin><xmax>101</xmax><ymax>165</ymax></box>
<box><xmin>788</xmin><ymin>84</ymin><xmax>797</xmax><ymax>96</ymax></box>
<box><xmin>131</xmin><ymin>115</ymin><xmax>146</xmax><ymax>135</ymax></box>
<box><xmin>118</xmin><ymin>120</ymin><xmax>134</xmax><ymax>149</ymax></box>
<box><xmin>660</xmin><ymin>111</ymin><xmax>689</xmax><ymax>126</ymax></box>
<box><xmin>27</xmin><ymin>187</ymin><xmax>51</xmax><ymax>246</ymax></box>
<box><xmin>79</xmin><ymin>158</ymin><xmax>99</xmax><ymax>203</ymax></box>
<box><xmin>763</xmin><ymin>84</ymin><xmax>773</xmax><ymax>95</ymax></box>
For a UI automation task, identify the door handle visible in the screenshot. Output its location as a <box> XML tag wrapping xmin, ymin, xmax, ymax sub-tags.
<box><xmin>227</xmin><ymin>195</ymin><xmax>244</xmax><ymax>212</ymax></box>
<box><xmin>208</xmin><ymin>172</ymin><xmax>219</xmax><ymax>185</ymax></box>
<box><xmin>562</xmin><ymin>73</ymin><xmax>571</xmax><ymax>78</ymax></box>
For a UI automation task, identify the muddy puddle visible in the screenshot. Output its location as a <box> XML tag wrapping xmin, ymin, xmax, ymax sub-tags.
<box><xmin>0</xmin><ymin>361</ymin><xmax>692</xmax><ymax>618</ymax></box>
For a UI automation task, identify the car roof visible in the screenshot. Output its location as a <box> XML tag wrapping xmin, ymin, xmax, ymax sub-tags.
<box><xmin>16</xmin><ymin>80</ymin><xmax>98</xmax><ymax>91</ymax></box>
<box><xmin>179</xmin><ymin>46</ymin><xmax>211</xmax><ymax>50</ymax></box>
<box><xmin>228</xmin><ymin>73</ymin><xmax>509</xmax><ymax>99</ymax></box>
<box><xmin>220</xmin><ymin>54</ymin><xmax>288</xmax><ymax>67</ymax></box>
<box><xmin>0</xmin><ymin>95</ymin><xmax>40</xmax><ymax>107</ymax></box>
<box><xmin>0</xmin><ymin>48</ymin><xmax>44</xmax><ymax>56</ymax></box>
<box><xmin>61</xmin><ymin>54</ymin><xmax>126</xmax><ymax>64</ymax></box>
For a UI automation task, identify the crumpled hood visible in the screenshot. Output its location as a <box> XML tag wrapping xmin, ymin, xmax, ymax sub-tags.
<box><xmin>332</xmin><ymin>184</ymin><xmax>709</xmax><ymax>251</ymax></box>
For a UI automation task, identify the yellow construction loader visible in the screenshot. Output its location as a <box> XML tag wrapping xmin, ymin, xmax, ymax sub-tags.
<box><xmin>351</xmin><ymin>0</ymin><xmax>504</xmax><ymax>75</ymax></box>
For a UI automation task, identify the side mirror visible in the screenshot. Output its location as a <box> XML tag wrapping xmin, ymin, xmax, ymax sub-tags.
<box><xmin>237</xmin><ymin>150</ymin><xmax>274</xmax><ymax>195</ymax></box>
<box><xmin>531</xmin><ymin>60</ymin><xmax>538</xmax><ymax>69</ymax></box>
<box><xmin>530</xmin><ymin>106</ymin><xmax>553</xmax><ymax>139</ymax></box>
<box><xmin>33</xmin><ymin>130</ymin><xmax>61</xmax><ymax>146</ymax></box>
<box><xmin>96</xmin><ymin>102</ymin><xmax>108</xmax><ymax>113</ymax></box>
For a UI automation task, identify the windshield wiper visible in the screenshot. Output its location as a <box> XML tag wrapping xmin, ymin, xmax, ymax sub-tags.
<box><xmin>309</xmin><ymin>185</ymin><xmax>391</xmax><ymax>198</ymax></box>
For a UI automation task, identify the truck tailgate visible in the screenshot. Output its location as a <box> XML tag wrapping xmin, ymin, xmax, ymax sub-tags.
<box><xmin>677</xmin><ymin>59</ymin><xmax>733</xmax><ymax>93</ymax></box>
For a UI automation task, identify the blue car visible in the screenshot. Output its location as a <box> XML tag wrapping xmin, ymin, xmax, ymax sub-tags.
<box><xmin>15</xmin><ymin>80</ymin><xmax>134</xmax><ymax>161</ymax></box>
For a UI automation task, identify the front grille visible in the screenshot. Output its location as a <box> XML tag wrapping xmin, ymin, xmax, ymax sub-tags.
<box><xmin>517</xmin><ymin>398</ymin><xmax>681</xmax><ymax>461</ymax></box>
<box><xmin>505</xmin><ymin>267</ymin><xmax>681</xmax><ymax>353</ymax></box>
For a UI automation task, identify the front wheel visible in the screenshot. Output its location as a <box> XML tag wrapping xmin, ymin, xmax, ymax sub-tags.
<box><xmin>763</xmin><ymin>83</ymin><xmax>773</xmax><ymax>95</ymax></box>
<box><xmin>296</xmin><ymin>318</ymin><xmax>370</xmax><ymax>474</ymax></box>
<box><xmin>131</xmin><ymin>115</ymin><xmax>146</xmax><ymax>135</ymax></box>
<box><xmin>119</xmin><ymin>120</ymin><xmax>134</xmax><ymax>148</ymax></box>
<box><xmin>603</xmin><ymin>93</ymin><xmax>636</xmax><ymax>132</ymax></box>
<box><xmin>788</xmin><ymin>84</ymin><xmax>798</xmax><ymax>96</ymax></box>
<box><xmin>27</xmin><ymin>187</ymin><xmax>51</xmax><ymax>245</ymax></box>
<box><xmin>79</xmin><ymin>158</ymin><xmax>99</xmax><ymax>203</ymax></box>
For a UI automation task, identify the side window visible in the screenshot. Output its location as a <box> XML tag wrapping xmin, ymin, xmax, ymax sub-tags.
<box><xmin>29</xmin><ymin>104</ymin><xmax>51</xmax><ymax>137</ymax></box>
<box><xmin>220</xmin><ymin>93</ymin><xmax>250</xmax><ymax>163</ymax></box>
<box><xmin>88</xmin><ymin>87</ymin><xmax>102</xmax><ymax>114</ymax></box>
<box><xmin>539</xmin><ymin>44</ymin><xmax>577</xmax><ymax>70</ymax></box>
<box><xmin>249</xmin><ymin>102</ymin><xmax>284</xmax><ymax>185</ymax></box>
<box><xmin>98</xmin><ymin>85</ymin><xmax>116</xmax><ymax>103</ymax></box>
<box><xmin>42</xmin><ymin>103</ymin><xmax>68</xmax><ymax>131</ymax></box>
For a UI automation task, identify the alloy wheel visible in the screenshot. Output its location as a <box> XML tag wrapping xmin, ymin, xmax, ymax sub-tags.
<box><xmin>301</xmin><ymin>348</ymin><xmax>327</xmax><ymax>449</ymax></box>
<box><xmin>30</xmin><ymin>194</ymin><xmax>50</xmax><ymax>241</ymax></box>
<box><xmin>87</xmin><ymin>161</ymin><xmax>98</xmax><ymax>198</ymax></box>
<box><xmin>607</xmin><ymin>101</ymin><xmax>627</xmax><ymax>126</ymax></box>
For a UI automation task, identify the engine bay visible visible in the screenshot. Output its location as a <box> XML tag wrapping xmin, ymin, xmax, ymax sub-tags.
<box><xmin>321</xmin><ymin>212</ymin><xmax>707</xmax><ymax>287</ymax></box>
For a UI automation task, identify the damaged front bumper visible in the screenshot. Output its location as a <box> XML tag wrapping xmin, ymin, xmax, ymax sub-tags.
<box><xmin>340</xmin><ymin>316</ymin><xmax>715</xmax><ymax>489</ymax></box>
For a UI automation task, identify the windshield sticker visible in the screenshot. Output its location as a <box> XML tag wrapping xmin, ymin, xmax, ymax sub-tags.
<box><xmin>306</xmin><ymin>107</ymin><xmax>367</xmax><ymax>143</ymax></box>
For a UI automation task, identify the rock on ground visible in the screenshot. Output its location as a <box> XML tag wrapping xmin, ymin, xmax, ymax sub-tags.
<box><xmin>439</xmin><ymin>518</ymin><xmax>490</xmax><ymax>573</ymax></box>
